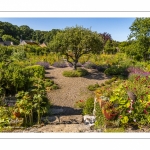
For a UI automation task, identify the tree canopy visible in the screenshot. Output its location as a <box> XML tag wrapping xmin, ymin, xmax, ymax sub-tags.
<box><xmin>128</xmin><ymin>18</ymin><xmax>150</xmax><ymax>61</ymax></box>
<box><xmin>49</xmin><ymin>26</ymin><xmax>103</xmax><ymax>69</ymax></box>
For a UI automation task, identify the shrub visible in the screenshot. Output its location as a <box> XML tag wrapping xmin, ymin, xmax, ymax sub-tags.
<box><xmin>88</xmin><ymin>83</ymin><xmax>100</xmax><ymax>91</ymax></box>
<box><xmin>52</xmin><ymin>61</ymin><xmax>67</xmax><ymax>68</ymax></box>
<box><xmin>82</xmin><ymin>61</ymin><xmax>97</xmax><ymax>69</ymax></box>
<box><xmin>36</xmin><ymin>62</ymin><xmax>50</xmax><ymax>69</ymax></box>
<box><xmin>63</xmin><ymin>68</ymin><xmax>88</xmax><ymax>77</ymax></box>
<box><xmin>50</xmin><ymin>84</ymin><xmax>59</xmax><ymax>90</ymax></box>
<box><xmin>23</xmin><ymin>65</ymin><xmax>45</xmax><ymax>79</ymax></box>
<box><xmin>104</xmin><ymin>77</ymin><xmax>117</xmax><ymax>85</ymax></box>
<box><xmin>104</xmin><ymin>66</ymin><xmax>128</xmax><ymax>76</ymax></box>
<box><xmin>127</xmin><ymin>66</ymin><xmax>150</xmax><ymax>77</ymax></box>
<box><xmin>83</xmin><ymin>97</ymin><xmax>94</xmax><ymax>115</ymax></box>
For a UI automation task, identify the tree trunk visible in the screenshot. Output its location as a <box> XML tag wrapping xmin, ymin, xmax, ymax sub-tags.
<box><xmin>73</xmin><ymin>60</ymin><xmax>78</xmax><ymax>70</ymax></box>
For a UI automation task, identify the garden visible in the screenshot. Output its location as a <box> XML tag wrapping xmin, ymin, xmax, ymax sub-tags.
<box><xmin>0</xmin><ymin>18</ymin><xmax>150</xmax><ymax>132</ymax></box>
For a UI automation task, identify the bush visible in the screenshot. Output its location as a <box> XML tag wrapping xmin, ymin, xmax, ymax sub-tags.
<box><xmin>83</xmin><ymin>97</ymin><xmax>94</xmax><ymax>115</ymax></box>
<box><xmin>23</xmin><ymin>65</ymin><xmax>45</xmax><ymax>79</ymax></box>
<box><xmin>88</xmin><ymin>83</ymin><xmax>100</xmax><ymax>91</ymax></box>
<box><xmin>63</xmin><ymin>68</ymin><xmax>88</xmax><ymax>77</ymax></box>
<box><xmin>82</xmin><ymin>61</ymin><xmax>97</xmax><ymax>69</ymax></box>
<box><xmin>104</xmin><ymin>66</ymin><xmax>128</xmax><ymax>76</ymax></box>
<box><xmin>52</xmin><ymin>61</ymin><xmax>67</xmax><ymax>68</ymax></box>
<box><xmin>36</xmin><ymin>62</ymin><xmax>50</xmax><ymax>69</ymax></box>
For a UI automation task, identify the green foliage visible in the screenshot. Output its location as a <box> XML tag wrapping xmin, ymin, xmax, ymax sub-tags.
<box><xmin>104</xmin><ymin>66</ymin><xmax>128</xmax><ymax>76</ymax></box>
<box><xmin>104</xmin><ymin>39</ymin><xmax>117</xmax><ymax>54</ymax></box>
<box><xmin>0</xmin><ymin>62</ymin><xmax>27</xmax><ymax>94</ymax></box>
<box><xmin>23</xmin><ymin>65</ymin><xmax>45</xmax><ymax>79</ymax></box>
<box><xmin>63</xmin><ymin>68</ymin><xmax>88</xmax><ymax>77</ymax></box>
<box><xmin>74</xmin><ymin>100</ymin><xmax>85</xmax><ymax>109</ymax></box>
<box><xmin>49</xmin><ymin>25</ymin><xmax>103</xmax><ymax>69</ymax></box>
<box><xmin>15</xmin><ymin>79</ymin><xmax>50</xmax><ymax>126</ymax></box>
<box><xmin>11</xmin><ymin>49</ymin><xmax>27</xmax><ymax>61</ymax></box>
<box><xmin>0</xmin><ymin>107</ymin><xmax>12</xmax><ymax>128</ymax></box>
<box><xmin>94</xmin><ymin>102</ymin><xmax>106</xmax><ymax>130</ymax></box>
<box><xmin>44</xmin><ymin>79</ymin><xmax>59</xmax><ymax>91</ymax></box>
<box><xmin>128</xmin><ymin>18</ymin><xmax>150</xmax><ymax>61</ymax></box>
<box><xmin>88</xmin><ymin>83</ymin><xmax>100</xmax><ymax>91</ymax></box>
<box><xmin>83</xmin><ymin>97</ymin><xmax>94</xmax><ymax>115</ymax></box>
<box><xmin>2</xmin><ymin>34</ymin><xmax>19</xmax><ymax>44</ymax></box>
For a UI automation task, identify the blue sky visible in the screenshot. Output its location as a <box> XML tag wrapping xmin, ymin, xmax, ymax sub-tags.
<box><xmin>0</xmin><ymin>18</ymin><xmax>135</xmax><ymax>42</ymax></box>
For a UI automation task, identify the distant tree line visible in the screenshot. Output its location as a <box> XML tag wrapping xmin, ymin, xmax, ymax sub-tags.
<box><xmin>0</xmin><ymin>21</ymin><xmax>61</xmax><ymax>45</ymax></box>
<box><xmin>0</xmin><ymin>21</ymin><xmax>119</xmax><ymax>52</ymax></box>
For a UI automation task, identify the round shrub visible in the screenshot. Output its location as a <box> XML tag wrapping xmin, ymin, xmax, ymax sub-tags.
<box><xmin>83</xmin><ymin>61</ymin><xmax>97</xmax><ymax>69</ymax></box>
<box><xmin>23</xmin><ymin>65</ymin><xmax>45</xmax><ymax>79</ymax></box>
<box><xmin>52</xmin><ymin>61</ymin><xmax>67</xmax><ymax>68</ymax></box>
<box><xmin>62</xmin><ymin>68</ymin><xmax>88</xmax><ymax>77</ymax></box>
<box><xmin>36</xmin><ymin>62</ymin><xmax>50</xmax><ymax>69</ymax></box>
<box><xmin>104</xmin><ymin>66</ymin><xmax>128</xmax><ymax>76</ymax></box>
<box><xmin>88</xmin><ymin>83</ymin><xmax>100</xmax><ymax>91</ymax></box>
<box><xmin>50</xmin><ymin>84</ymin><xmax>59</xmax><ymax>90</ymax></box>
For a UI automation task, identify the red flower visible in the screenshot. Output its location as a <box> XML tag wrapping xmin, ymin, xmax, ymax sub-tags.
<box><xmin>79</xmin><ymin>100</ymin><xmax>84</xmax><ymax>102</ymax></box>
<box><xmin>146</xmin><ymin>92</ymin><xmax>148</xmax><ymax>94</ymax></box>
<box><xmin>143</xmin><ymin>109</ymin><xmax>148</xmax><ymax>114</ymax></box>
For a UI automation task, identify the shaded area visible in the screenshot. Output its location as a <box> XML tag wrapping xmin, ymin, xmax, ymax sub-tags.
<box><xmin>83</xmin><ymin>69</ymin><xmax>110</xmax><ymax>80</ymax></box>
<box><xmin>50</xmin><ymin>105</ymin><xmax>82</xmax><ymax>115</ymax></box>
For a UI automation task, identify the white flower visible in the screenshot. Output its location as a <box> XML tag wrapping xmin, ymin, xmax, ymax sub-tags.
<box><xmin>129</xmin><ymin>110</ymin><xmax>132</xmax><ymax>113</ymax></box>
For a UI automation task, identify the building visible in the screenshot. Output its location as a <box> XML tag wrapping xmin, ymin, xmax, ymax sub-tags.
<box><xmin>19</xmin><ymin>40</ymin><xmax>39</xmax><ymax>46</ymax></box>
<box><xmin>40</xmin><ymin>42</ymin><xmax>47</xmax><ymax>47</ymax></box>
<box><xmin>0</xmin><ymin>37</ymin><xmax>13</xmax><ymax>46</ymax></box>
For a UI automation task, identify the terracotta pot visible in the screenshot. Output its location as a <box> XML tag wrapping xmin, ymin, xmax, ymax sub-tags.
<box><xmin>13</xmin><ymin>112</ymin><xmax>20</xmax><ymax>118</ymax></box>
<box><xmin>103</xmin><ymin>109</ymin><xmax>118</xmax><ymax>120</ymax></box>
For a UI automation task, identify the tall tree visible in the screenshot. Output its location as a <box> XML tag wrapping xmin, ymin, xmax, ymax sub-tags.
<box><xmin>49</xmin><ymin>26</ymin><xmax>103</xmax><ymax>70</ymax></box>
<box><xmin>128</xmin><ymin>18</ymin><xmax>150</xmax><ymax>61</ymax></box>
<box><xmin>2</xmin><ymin>34</ymin><xmax>19</xmax><ymax>44</ymax></box>
<box><xmin>99</xmin><ymin>32</ymin><xmax>112</xmax><ymax>46</ymax></box>
<box><xmin>19</xmin><ymin>25</ymin><xmax>34</xmax><ymax>40</ymax></box>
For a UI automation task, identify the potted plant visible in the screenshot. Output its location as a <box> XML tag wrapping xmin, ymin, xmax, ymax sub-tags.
<box><xmin>102</xmin><ymin>101</ymin><xmax>118</xmax><ymax>120</ymax></box>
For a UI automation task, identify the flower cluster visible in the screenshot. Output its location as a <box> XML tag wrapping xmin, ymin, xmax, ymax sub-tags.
<box><xmin>127</xmin><ymin>66</ymin><xmax>150</xmax><ymax>77</ymax></box>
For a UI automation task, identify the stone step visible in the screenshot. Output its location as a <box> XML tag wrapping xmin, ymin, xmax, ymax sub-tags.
<box><xmin>41</xmin><ymin>115</ymin><xmax>83</xmax><ymax>125</ymax></box>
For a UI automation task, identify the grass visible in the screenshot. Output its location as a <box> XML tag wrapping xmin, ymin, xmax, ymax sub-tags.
<box><xmin>62</xmin><ymin>68</ymin><xmax>88</xmax><ymax>77</ymax></box>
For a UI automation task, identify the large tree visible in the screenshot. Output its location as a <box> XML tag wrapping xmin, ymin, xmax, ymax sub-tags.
<box><xmin>128</xmin><ymin>18</ymin><xmax>150</xmax><ymax>61</ymax></box>
<box><xmin>49</xmin><ymin>26</ymin><xmax>103</xmax><ymax>69</ymax></box>
<box><xmin>2</xmin><ymin>34</ymin><xmax>19</xmax><ymax>44</ymax></box>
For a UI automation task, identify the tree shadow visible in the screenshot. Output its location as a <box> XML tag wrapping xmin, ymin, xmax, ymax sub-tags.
<box><xmin>50</xmin><ymin>105</ymin><xmax>82</xmax><ymax>115</ymax></box>
<box><xmin>83</xmin><ymin>69</ymin><xmax>111</xmax><ymax>80</ymax></box>
<box><xmin>45</xmin><ymin>76</ymin><xmax>56</xmax><ymax>80</ymax></box>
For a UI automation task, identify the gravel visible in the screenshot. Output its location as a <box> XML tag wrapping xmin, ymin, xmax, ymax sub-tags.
<box><xmin>46</xmin><ymin>66</ymin><xmax>109</xmax><ymax>109</ymax></box>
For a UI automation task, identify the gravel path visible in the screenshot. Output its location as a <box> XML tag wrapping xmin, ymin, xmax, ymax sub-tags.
<box><xmin>46</xmin><ymin>66</ymin><xmax>109</xmax><ymax>109</ymax></box>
